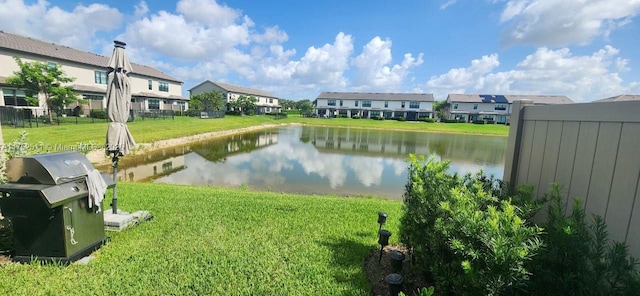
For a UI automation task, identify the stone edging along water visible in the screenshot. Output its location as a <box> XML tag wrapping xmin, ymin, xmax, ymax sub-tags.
<box><xmin>86</xmin><ymin>122</ymin><xmax>297</xmax><ymax>166</ymax></box>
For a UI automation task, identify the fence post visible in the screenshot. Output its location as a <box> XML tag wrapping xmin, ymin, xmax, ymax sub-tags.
<box><xmin>503</xmin><ymin>99</ymin><xmax>533</xmax><ymax>190</ymax></box>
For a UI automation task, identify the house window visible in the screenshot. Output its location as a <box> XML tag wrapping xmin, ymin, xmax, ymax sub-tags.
<box><xmin>473</xmin><ymin>104</ymin><xmax>478</xmax><ymax>110</ymax></box>
<box><xmin>370</xmin><ymin>111</ymin><xmax>381</xmax><ymax>117</ymax></box>
<box><xmin>159</xmin><ymin>82</ymin><xmax>169</xmax><ymax>92</ymax></box>
<box><xmin>362</xmin><ymin>100</ymin><xmax>372</xmax><ymax>107</ymax></box>
<box><xmin>384</xmin><ymin>101</ymin><xmax>388</xmax><ymax>108</ymax></box>
<box><xmin>409</xmin><ymin>101</ymin><xmax>420</xmax><ymax>109</ymax></box>
<box><xmin>177</xmin><ymin>101</ymin><xmax>186</xmax><ymax>111</ymax></box>
<box><xmin>2</xmin><ymin>88</ymin><xmax>29</xmax><ymax>106</ymax></box>
<box><xmin>84</xmin><ymin>95</ymin><xmax>103</xmax><ymax>101</ymax></box>
<box><xmin>495</xmin><ymin>104</ymin><xmax>507</xmax><ymax>110</ymax></box>
<box><xmin>269</xmin><ymin>98</ymin><xmax>273</xmax><ymax>104</ymax></box>
<box><xmin>355</xmin><ymin>101</ymin><xmax>359</xmax><ymax>107</ymax></box>
<box><xmin>328</xmin><ymin>99</ymin><xmax>336</xmax><ymax>106</ymax></box>
<box><xmin>148</xmin><ymin>99</ymin><xmax>160</xmax><ymax>110</ymax></box>
<box><xmin>401</xmin><ymin>101</ymin><xmax>405</xmax><ymax>108</ymax></box>
<box><xmin>453</xmin><ymin>103</ymin><xmax>458</xmax><ymax>110</ymax></box>
<box><xmin>94</xmin><ymin>71</ymin><xmax>107</xmax><ymax>84</ymax></box>
<box><xmin>339</xmin><ymin>100</ymin><xmax>343</xmax><ymax>107</ymax></box>
<box><xmin>148</xmin><ymin>80</ymin><xmax>153</xmax><ymax>90</ymax></box>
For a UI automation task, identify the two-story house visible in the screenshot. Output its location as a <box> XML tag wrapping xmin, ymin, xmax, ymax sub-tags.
<box><xmin>315</xmin><ymin>92</ymin><xmax>434</xmax><ymax>121</ymax></box>
<box><xmin>445</xmin><ymin>94</ymin><xmax>573</xmax><ymax>124</ymax></box>
<box><xmin>188</xmin><ymin>80</ymin><xmax>281</xmax><ymax>114</ymax></box>
<box><xmin>0</xmin><ymin>31</ymin><xmax>188</xmax><ymax>116</ymax></box>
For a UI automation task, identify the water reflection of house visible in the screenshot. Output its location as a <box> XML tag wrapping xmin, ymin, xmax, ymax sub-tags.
<box><xmin>193</xmin><ymin>130</ymin><xmax>279</xmax><ymax>162</ymax></box>
<box><xmin>117</xmin><ymin>155</ymin><xmax>186</xmax><ymax>182</ymax></box>
<box><xmin>303</xmin><ymin>127</ymin><xmax>506</xmax><ymax>165</ymax></box>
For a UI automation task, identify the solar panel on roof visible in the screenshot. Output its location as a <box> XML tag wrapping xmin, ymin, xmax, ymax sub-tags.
<box><xmin>494</xmin><ymin>95</ymin><xmax>508</xmax><ymax>103</ymax></box>
<box><xmin>479</xmin><ymin>95</ymin><xmax>493</xmax><ymax>103</ymax></box>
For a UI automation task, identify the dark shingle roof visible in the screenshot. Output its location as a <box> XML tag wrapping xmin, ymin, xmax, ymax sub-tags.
<box><xmin>317</xmin><ymin>92</ymin><xmax>434</xmax><ymax>102</ymax></box>
<box><xmin>593</xmin><ymin>95</ymin><xmax>640</xmax><ymax>102</ymax></box>
<box><xmin>0</xmin><ymin>31</ymin><xmax>182</xmax><ymax>83</ymax></box>
<box><xmin>190</xmin><ymin>80</ymin><xmax>277</xmax><ymax>98</ymax></box>
<box><xmin>447</xmin><ymin>94</ymin><xmax>573</xmax><ymax>104</ymax></box>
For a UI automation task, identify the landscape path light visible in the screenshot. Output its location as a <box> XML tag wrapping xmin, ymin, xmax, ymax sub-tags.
<box><xmin>389</xmin><ymin>250</ymin><xmax>405</xmax><ymax>273</ymax></box>
<box><xmin>377</xmin><ymin>211</ymin><xmax>388</xmax><ymax>231</ymax></box>
<box><xmin>378</xmin><ymin>229</ymin><xmax>391</xmax><ymax>264</ymax></box>
<box><xmin>385</xmin><ymin>273</ymin><xmax>404</xmax><ymax>296</ymax></box>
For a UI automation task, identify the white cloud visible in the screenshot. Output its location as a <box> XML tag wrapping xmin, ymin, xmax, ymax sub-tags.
<box><xmin>426</xmin><ymin>46</ymin><xmax>640</xmax><ymax>102</ymax></box>
<box><xmin>0</xmin><ymin>0</ymin><xmax>122</xmax><ymax>51</ymax></box>
<box><xmin>351</xmin><ymin>36</ymin><xmax>423</xmax><ymax>91</ymax></box>
<box><xmin>498</xmin><ymin>0</ymin><xmax>640</xmax><ymax>47</ymax></box>
<box><xmin>440</xmin><ymin>0</ymin><xmax>458</xmax><ymax>10</ymax></box>
<box><xmin>292</xmin><ymin>32</ymin><xmax>354</xmax><ymax>88</ymax></box>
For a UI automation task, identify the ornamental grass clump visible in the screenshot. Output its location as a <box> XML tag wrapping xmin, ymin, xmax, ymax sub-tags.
<box><xmin>400</xmin><ymin>155</ymin><xmax>542</xmax><ymax>295</ymax></box>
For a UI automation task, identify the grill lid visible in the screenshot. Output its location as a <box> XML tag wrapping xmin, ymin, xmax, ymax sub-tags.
<box><xmin>5</xmin><ymin>151</ymin><xmax>96</xmax><ymax>185</ymax></box>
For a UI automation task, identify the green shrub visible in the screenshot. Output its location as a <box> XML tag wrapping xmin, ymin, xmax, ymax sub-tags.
<box><xmin>528</xmin><ymin>184</ymin><xmax>640</xmax><ymax>296</ymax></box>
<box><xmin>372</xmin><ymin>115</ymin><xmax>384</xmax><ymax>120</ymax></box>
<box><xmin>473</xmin><ymin>120</ymin><xmax>485</xmax><ymax>124</ymax></box>
<box><xmin>421</xmin><ymin>118</ymin><xmax>436</xmax><ymax>123</ymax></box>
<box><xmin>396</xmin><ymin>116</ymin><xmax>406</xmax><ymax>121</ymax></box>
<box><xmin>400</xmin><ymin>156</ymin><xmax>541</xmax><ymax>295</ymax></box>
<box><xmin>485</xmin><ymin>119</ymin><xmax>495</xmax><ymax>124</ymax></box>
<box><xmin>89</xmin><ymin>109</ymin><xmax>107</xmax><ymax>119</ymax></box>
<box><xmin>351</xmin><ymin>115</ymin><xmax>361</xmax><ymax>119</ymax></box>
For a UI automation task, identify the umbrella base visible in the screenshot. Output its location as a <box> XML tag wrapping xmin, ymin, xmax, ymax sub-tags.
<box><xmin>103</xmin><ymin>210</ymin><xmax>153</xmax><ymax>232</ymax></box>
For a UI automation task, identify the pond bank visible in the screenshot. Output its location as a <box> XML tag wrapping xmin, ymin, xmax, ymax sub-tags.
<box><xmin>86</xmin><ymin>122</ymin><xmax>298</xmax><ymax>165</ymax></box>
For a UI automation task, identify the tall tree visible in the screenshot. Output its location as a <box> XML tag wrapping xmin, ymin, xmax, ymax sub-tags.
<box><xmin>235</xmin><ymin>95</ymin><xmax>258</xmax><ymax>115</ymax></box>
<box><xmin>190</xmin><ymin>90</ymin><xmax>225</xmax><ymax>111</ymax></box>
<box><xmin>298</xmin><ymin>101</ymin><xmax>314</xmax><ymax>116</ymax></box>
<box><xmin>7</xmin><ymin>57</ymin><xmax>77</xmax><ymax>123</ymax></box>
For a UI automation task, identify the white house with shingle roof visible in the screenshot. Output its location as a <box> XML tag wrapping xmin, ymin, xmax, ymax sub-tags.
<box><xmin>0</xmin><ymin>31</ymin><xmax>189</xmax><ymax>115</ymax></box>
<box><xmin>189</xmin><ymin>80</ymin><xmax>281</xmax><ymax>114</ymax></box>
<box><xmin>593</xmin><ymin>94</ymin><xmax>640</xmax><ymax>102</ymax></box>
<box><xmin>315</xmin><ymin>92</ymin><xmax>434</xmax><ymax>120</ymax></box>
<box><xmin>445</xmin><ymin>94</ymin><xmax>573</xmax><ymax>124</ymax></box>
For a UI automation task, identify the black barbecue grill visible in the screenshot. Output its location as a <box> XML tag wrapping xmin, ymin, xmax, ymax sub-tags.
<box><xmin>0</xmin><ymin>151</ymin><xmax>114</xmax><ymax>263</ymax></box>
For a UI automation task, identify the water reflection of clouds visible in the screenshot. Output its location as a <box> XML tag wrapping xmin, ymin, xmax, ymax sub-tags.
<box><xmin>156</xmin><ymin>126</ymin><xmax>507</xmax><ymax>198</ymax></box>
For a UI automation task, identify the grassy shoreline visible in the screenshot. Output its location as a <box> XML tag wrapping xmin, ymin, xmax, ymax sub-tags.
<box><xmin>2</xmin><ymin>114</ymin><xmax>509</xmax><ymax>150</ymax></box>
<box><xmin>0</xmin><ymin>183</ymin><xmax>403</xmax><ymax>295</ymax></box>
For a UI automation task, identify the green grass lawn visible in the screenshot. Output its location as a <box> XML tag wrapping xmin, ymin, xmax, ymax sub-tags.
<box><xmin>2</xmin><ymin>114</ymin><xmax>509</xmax><ymax>150</ymax></box>
<box><xmin>0</xmin><ymin>183</ymin><xmax>403</xmax><ymax>295</ymax></box>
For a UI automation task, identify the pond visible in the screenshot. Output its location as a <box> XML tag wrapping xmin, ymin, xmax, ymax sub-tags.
<box><xmin>101</xmin><ymin>126</ymin><xmax>507</xmax><ymax>200</ymax></box>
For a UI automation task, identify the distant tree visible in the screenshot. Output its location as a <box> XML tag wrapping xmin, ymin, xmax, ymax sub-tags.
<box><xmin>190</xmin><ymin>90</ymin><xmax>225</xmax><ymax>111</ymax></box>
<box><xmin>298</xmin><ymin>101</ymin><xmax>314</xmax><ymax>116</ymax></box>
<box><xmin>235</xmin><ymin>95</ymin><xmax>258</xmax><ymax>115</ymax></box>
<box><xmin>6</xmin><ymin>57</ymin><xmax>77</xmax><ymax>123</ymax></box>
<box><xmin>279</xmin><ymin>98</ymin><xmax>296</xmax><ymax>110</ymax></box>
<box><xmin>295</xmin><ymin>99</ymin><xmax>312</xmax><ymax>110</ymax></box>
<box><xmin>433</xmin><ymin>100</ymin><xmax>449</xmax><ymax>120</ymax></box>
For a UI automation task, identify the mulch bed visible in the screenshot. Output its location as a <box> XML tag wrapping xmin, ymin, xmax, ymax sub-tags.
<box><xmin>364</xmin><ymin>244</ymin><xmax>431</xmax><ymax>296</ymax></box>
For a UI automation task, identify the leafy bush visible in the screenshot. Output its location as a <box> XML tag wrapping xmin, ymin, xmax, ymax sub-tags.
<box><xmin>441</xmin><ymin>119</ymin><xmax>465</xmax><ymax>123</ymax></box>
<box><xmin>422</xmin><ymin>118</ymin><xmax>436</xmax><ymax>123</ymax></box>
<box><xmin>351</xmin><ymin>115</ymin><xmax>361</xmax><ymax>119</ymax></box>
<box><xmin>372</xmin><ymin>115</ymin><xmax>384</xmax><ymax>120</ymax></box>
<box><xmin>225</xmin><ymin>110</ymin><xmax>242</xmax><ymax>116</ymax></box>
<box><xmin>473</xmin><ymin>120</ymin><xmax>485</xmax><ymax>124</ymax></box>
<box><xmin>89</xmin><ymin>109</ymin><xmax>107</xmax><ymax>119</ymax></box>
<box><xmin>185</xmin><ymin>109</ymin><xmax>201</xmax><ymax>117</ymax></box>
<box><xmin>400</xmin><ymin>156</ymin><xmax>541</xmax><ymax>295</ymax></box>
<box><xmin>396</xmin><ymin>116</ymin><xmax>406</xmax><ymax>121</ymax></box>
<box><xmin>485</xmin><ymin>119</ymin><xmax>495</xmax><ymax>124</ymax></box>
<box><xmin>527</xmin><ymin>184</ymin><xmax>640</xmax><ymax>296</ymax></box>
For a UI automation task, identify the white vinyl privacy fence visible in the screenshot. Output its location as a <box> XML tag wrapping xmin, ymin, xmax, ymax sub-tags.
<box><xmin>504</xmin><ymin>100</ymin><xmax>640</xmax><ymax>258</ymax></box>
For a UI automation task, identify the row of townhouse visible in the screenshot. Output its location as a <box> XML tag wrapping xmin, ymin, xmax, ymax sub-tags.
<box><xmin>188</xmin><ymin>80</ymin><xmax>281</xmax><ymax>114</ymax></box>
<box><xmin>445</xmin><ymin>94</ymin><xmax>574</xmax><ymax>124</ymax></box>
<box><xmin>0</xmin><ymin>31</ymin><xmax>189</xmax><ymax>116</ymax></box>
<box><xmin>315</xmin><ymin>92</ymin><xmax>435</xmax><ymax>120</ymax></box>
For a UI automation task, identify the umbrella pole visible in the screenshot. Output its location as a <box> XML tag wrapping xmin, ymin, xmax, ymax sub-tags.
<box><xmin>111</xmin><ymin>152</ymin><xmax>120</xmax><ymax>214</ymax></box>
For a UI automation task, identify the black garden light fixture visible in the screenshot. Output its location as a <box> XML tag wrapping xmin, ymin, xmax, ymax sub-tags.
<box><xmin>378</xmin><ymin>229</ymin><xmax>392</xmax><ymax>263</ymax></box>
<box><xmin>389</xmin><ymin>250</ymin><xmax>405</xmax><ymax>273</ymax></box>
<box><xmin>385</xmin><ymin>273</ymin><xmax>404</xmax><ymax>296</ymax></box>
<box><xmin>377</xmin><ymin>211</ymin><xmax>388</xmax><ymax>231</ymax></box>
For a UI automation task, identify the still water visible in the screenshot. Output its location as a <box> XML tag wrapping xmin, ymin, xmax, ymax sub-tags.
<box><xmin>103</xmin><ymin>126</ymin><xmax>507</xmax><ymax>200</ymax></box>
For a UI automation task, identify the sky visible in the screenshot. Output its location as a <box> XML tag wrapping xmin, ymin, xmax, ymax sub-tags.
<box><xmin>1</xmin><ymin>0</ymin><xmax>639</xmax><ymax>102</ymax></box>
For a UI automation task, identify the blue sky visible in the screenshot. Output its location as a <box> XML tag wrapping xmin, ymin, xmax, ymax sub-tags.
<box><xmin>1</xmin><ymin>0</ymin><xmax>639</xmax><ymax>101</ymax></box>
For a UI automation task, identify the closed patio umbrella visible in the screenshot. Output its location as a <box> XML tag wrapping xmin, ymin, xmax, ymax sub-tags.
<box><xmin>105</xmin><ymin>40</ymin><xmax>136</xmax><ymax>214</ymax></box>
